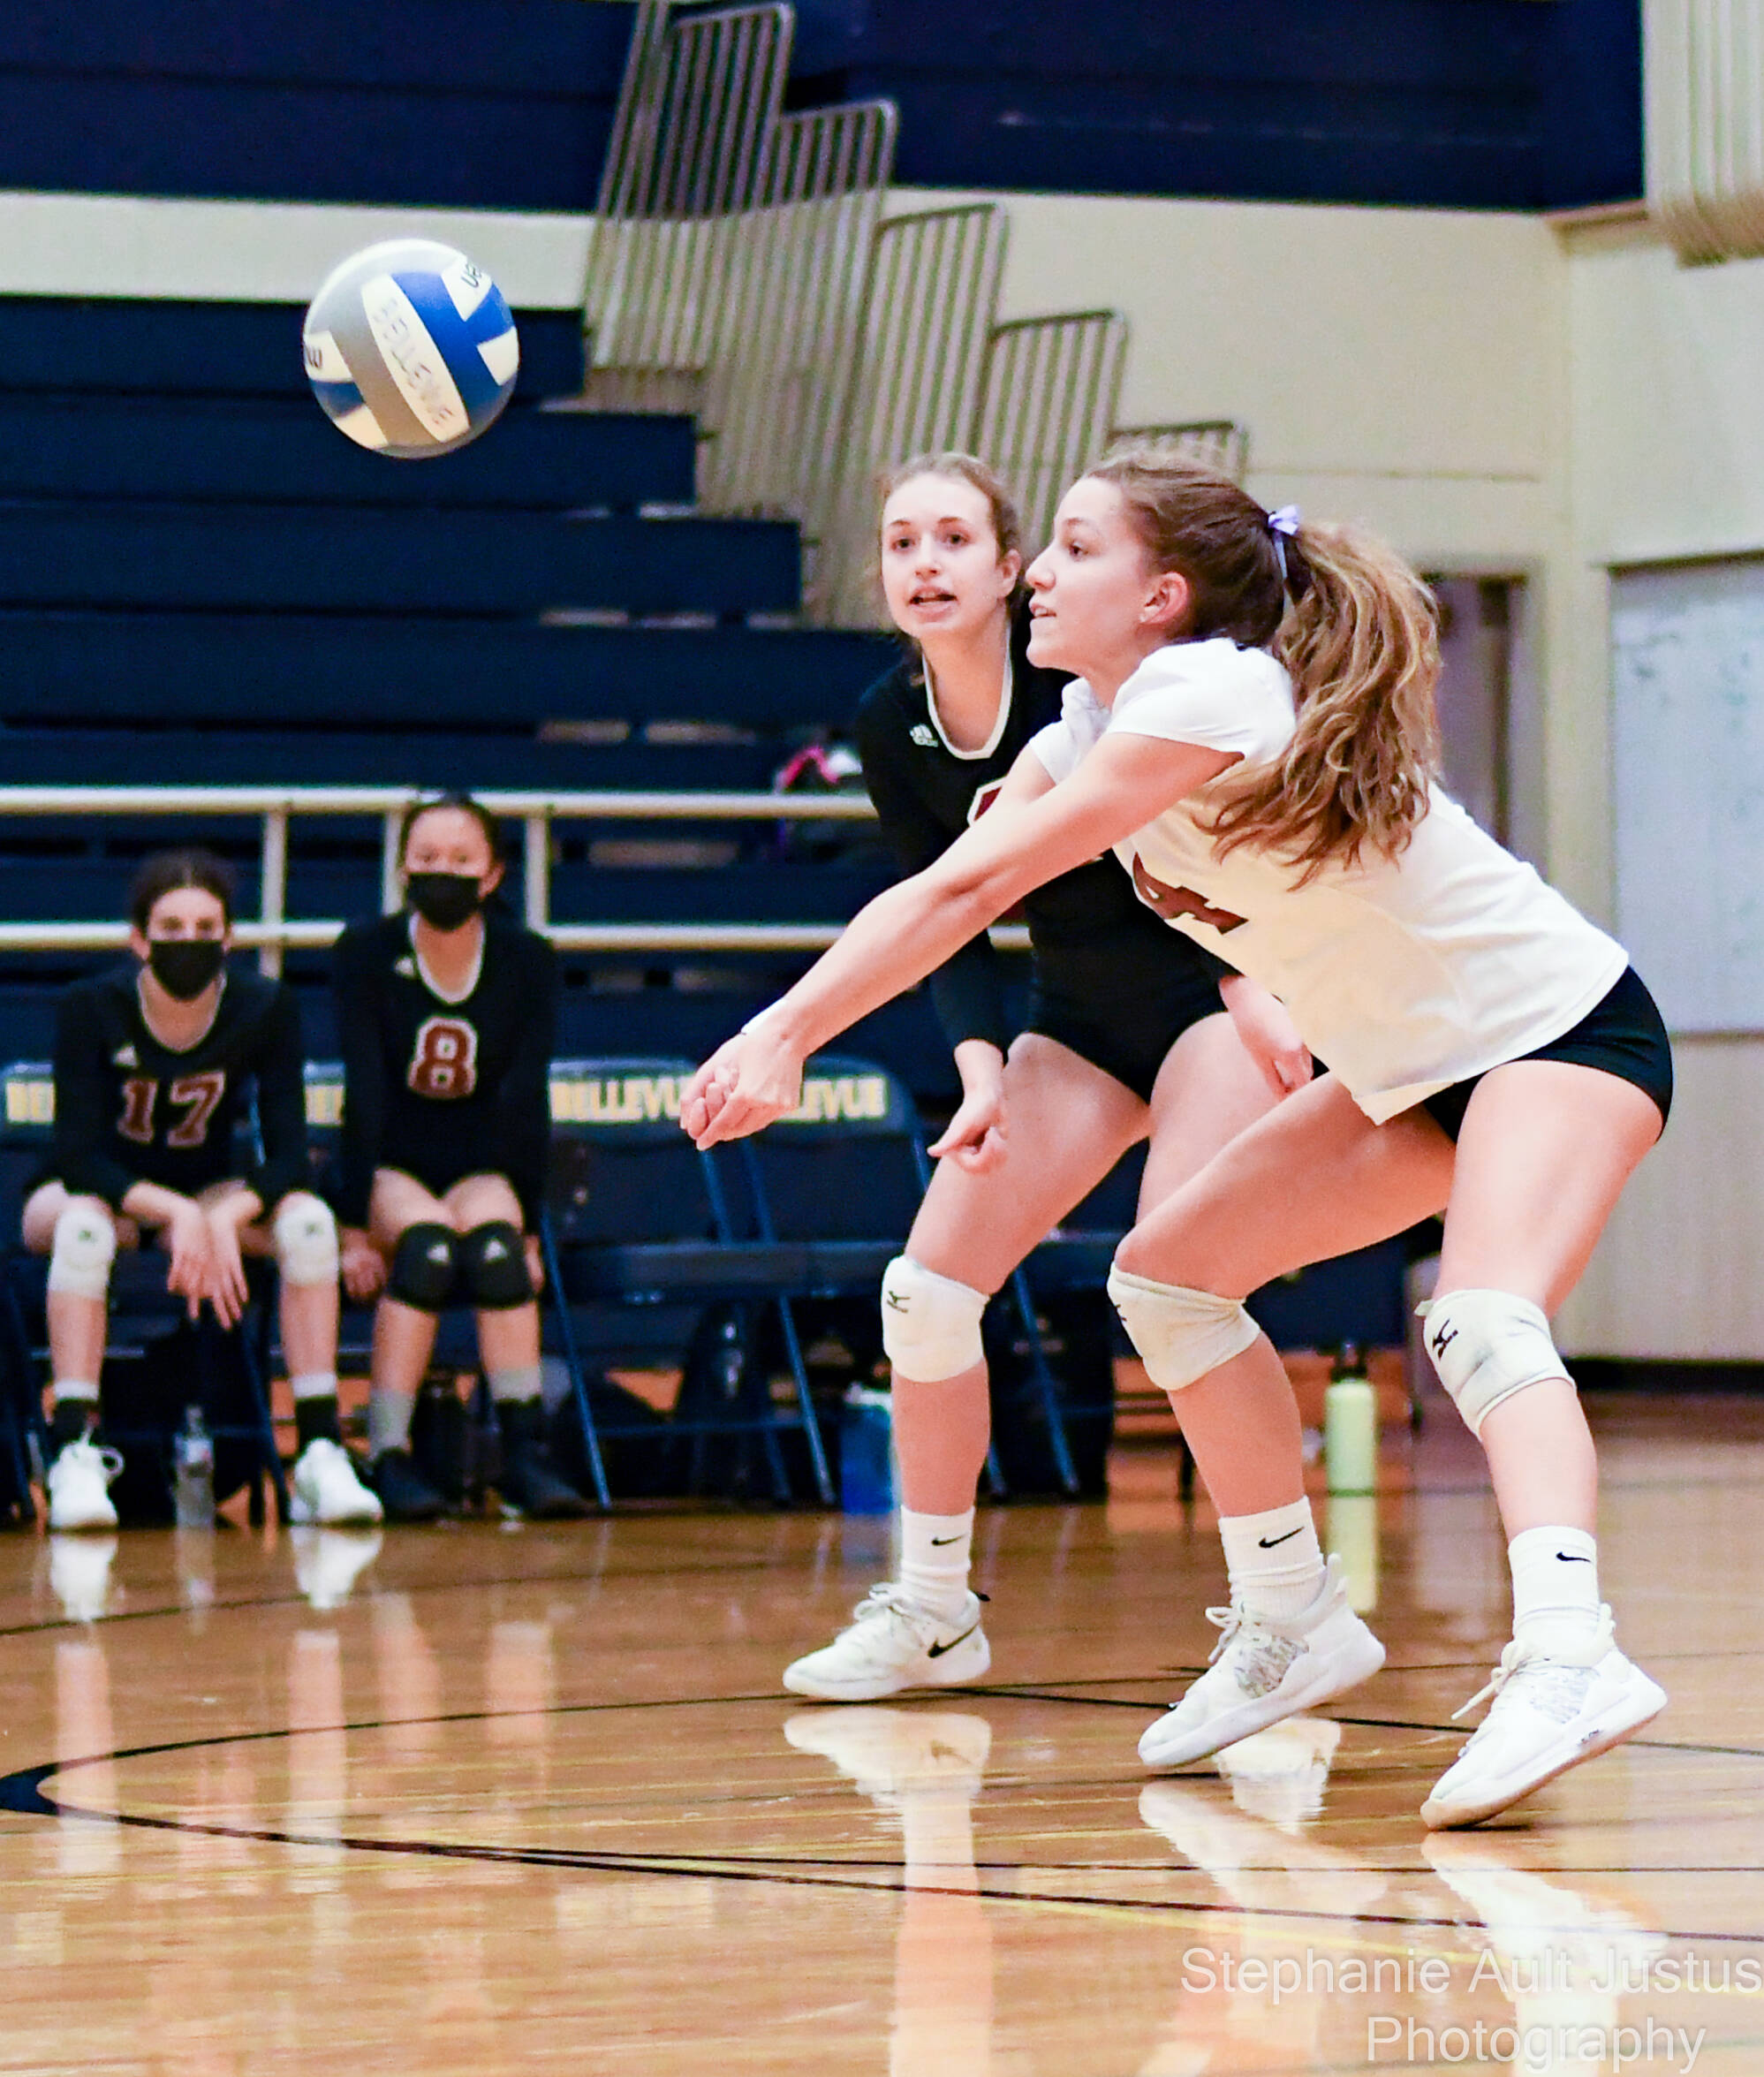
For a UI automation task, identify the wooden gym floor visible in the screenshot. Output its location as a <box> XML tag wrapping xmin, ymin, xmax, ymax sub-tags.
<box><xmin>0</xmin><ymin>1390</ymin><xmax>1760</xmax><ymax>2074</ymax></box>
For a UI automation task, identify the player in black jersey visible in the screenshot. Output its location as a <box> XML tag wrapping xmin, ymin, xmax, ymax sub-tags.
<box><xmin>23</xmin><ymin>849</ymin><xmax>382</xmax><ymax>1536</ymax></box>
<box><xmin>331</xmin><ymin>793</ymin><xmax>585</xmax><ymax>1522</ymax></box>
<box><xmin>780</xmin><ymin>455</ymin><xmax>1311</xmax><ymax>1701</ymax></box>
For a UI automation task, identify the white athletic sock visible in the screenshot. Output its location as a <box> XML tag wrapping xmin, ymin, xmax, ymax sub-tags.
<box><xmin>52</xmin><ymin>1380</ymin><xmax>99</xmax><ymax>1406</ymax></box>
<box><xmin>1219</xmin><ymin>1498</ymin><xmax>1328</xmax><ymax>1622</ymax></box>
<box><xmin>289</xmin><ymin>1371</ymin><xmax>337</xmax><ymax>1402</ymax></box>
<box><xmin>897</xmin><ymin>1507</ymin><xmax>974</xmax><ymax>1623</ymax></box>
<box><xmin>367</xmin><ymin>1387</ymin><xmax>416</xmax><ymax>1460</ymax></box>
<box><xmin>1508</xmin><ymin>1525</ymin><xmax>1603</xmax><ymax>1655</ymax></box>
<box><xmin>488</xmin><ymin>1364</ymin><xmax>544</xmax><ymax>1405</ymax></box>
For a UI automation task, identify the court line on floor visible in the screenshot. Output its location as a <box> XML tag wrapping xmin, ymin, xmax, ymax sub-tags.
<box><xmin>4</xmin><ymin>1694</ymin><xmax>1760</xmax><ymax>1942</ymax></box>
<box><xmin>9</xmin><ymin>1769</ymin><xmax>1764</xmax><ymax>1953</ymax></box>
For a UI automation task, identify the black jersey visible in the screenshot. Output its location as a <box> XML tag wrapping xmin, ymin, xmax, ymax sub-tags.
<box><xmin>854</xmin><ymin>603</ymin><xmax>1227</xmax><ymax>1055</ymax></box>
<box><xmin>331</xmin><ymin>907</ymin><xmax>557</xmax><ymax>1229</ymax></box>
<box><xmin>51</xmin><ymin>963</ymin><xmax>307</xmax><ymax>1213</ymax></box>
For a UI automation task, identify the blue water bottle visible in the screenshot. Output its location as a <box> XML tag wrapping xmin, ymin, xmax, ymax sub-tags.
<box><xmin>839</xmin><ymin>1386</ymin><xmax>896</xmax><ymax>1514</ymax></box>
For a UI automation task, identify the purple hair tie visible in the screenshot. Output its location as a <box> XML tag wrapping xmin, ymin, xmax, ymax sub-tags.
<box><xmin>1265</xmin><ymin>504</ymin><xmax>1307</xmax><ymax>596</ymax></box>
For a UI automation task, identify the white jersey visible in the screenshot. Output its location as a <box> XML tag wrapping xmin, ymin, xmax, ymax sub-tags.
<box><xmin>1028</xmin><ymin>638</ymin><xmax>1628</xmax><ymax>1123</ymax></box>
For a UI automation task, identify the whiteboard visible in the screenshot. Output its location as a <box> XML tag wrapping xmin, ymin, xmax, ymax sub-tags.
<box><xmin>1612</xmin><ymin>558</ymin><xmax>1764</xmax><ymax>1032</ymax></box>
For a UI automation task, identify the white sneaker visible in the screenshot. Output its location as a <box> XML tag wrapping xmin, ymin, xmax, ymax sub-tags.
<box><xmin>783</xmin><ymin>1585</ymin><xmax>990</xmax><ymax>1702</ymax></box>
<box><xmin>49</xmin><ymin>1534</ymin><xmax>118</xmax><ymax>1622</ymax></box>
<box><xmin>291</xmin><ymin>1526</ymin><xmax>383</xmax><ymax>1611</ymax></box>
<box><xmin>1421</xmin><ymin>1612</ymin><xmax>1666</xmax><ymax>1830</ymax></box>
<box><xmin>47</xmin><ymin>1437</ymin><xmax>123</xmax><ymax>1532</ymax></box>
<box><xmin>1138</xmin><ymin>1556</ymin><xmax>1386</xmax><ymax>1769</ymax></box>
<box><xmin>289</xmin><ymin>1438</ymin><xmax>384</xmax><ymax>1527</ymax></box>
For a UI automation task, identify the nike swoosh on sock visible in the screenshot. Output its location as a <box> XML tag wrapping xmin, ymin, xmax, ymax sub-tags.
<box><xmin>1258</xmin><ymin>1526</ymin><xmax>1304</xmax><ymax>1549</ymax></box>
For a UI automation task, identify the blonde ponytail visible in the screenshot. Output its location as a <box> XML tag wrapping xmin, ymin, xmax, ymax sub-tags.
<box><xmin>1089</xmin><ymin>443</ymin><xmax>1442</xmax><ymax>881</ymax></box>
<box><xmin>1207</xmin><ymin>520</ymin><xmax>1441</xmax><ymax>880</ymax></box>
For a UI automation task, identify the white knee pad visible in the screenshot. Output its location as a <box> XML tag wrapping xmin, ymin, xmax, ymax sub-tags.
<box><xmin>1420</xmin><ymin>1287</ymin><xmax>1568</xmax><ymax>1436</ymax></box>
<box><xmin>1106</xmin><ymin>1263</ymin><xmax>1260</xmax><ymax>1392</ymax></box>
<box><xmin>273</xmin><ymin>1194</ymin><xmax>340</xmax><ymax>1288</ymax></box>
<box><xmin>47</xmin><ymin>1203</ymin><xmax>116</xmax><ymax>1300</ymax></box>
<box><xmin>880</xmin><ymin>1255</ymin><xmax>988</xmax><ymax>1382</ymax></box>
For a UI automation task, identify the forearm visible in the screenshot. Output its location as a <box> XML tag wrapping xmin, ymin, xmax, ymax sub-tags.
<box><xmin>119</xmin><ymin>1179</ymin><xmax>195</xmax><ymax>1229</ymax></box>
<box><xmin>953</xmin><ymin>1037</ymin><xmax>1005</xmax><ymax>1099</ymax></box>
<box><xmin>752</xmin><ymin>873</ymin><xmax>1011</xmax><ymax>1058</ymax></box>
<box><xmin>209</xmin><ymin>1182</ymin><xmax>265</xmax><ymax>1228</ymax></box>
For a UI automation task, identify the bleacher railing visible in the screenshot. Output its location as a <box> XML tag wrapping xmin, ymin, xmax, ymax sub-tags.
<box><xmin>0</xmin><ymin>786</ymin><xmax>1031</xmax><ymax>972</ymax></box>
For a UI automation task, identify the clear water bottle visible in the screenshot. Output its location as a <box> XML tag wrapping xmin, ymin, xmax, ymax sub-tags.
<box><xmin>173</xmin><ymin>1404</ymin><xmax>215</xmax><ymax>1529</ymax></box>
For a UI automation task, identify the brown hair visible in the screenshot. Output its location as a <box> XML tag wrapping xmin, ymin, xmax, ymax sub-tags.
<box><xmin>397</xmin><ymin>791</ymin><xmax>503</xmax><ymax>866</ymax></box>
<box><xmin>1089</xmin><ymin>442</ymin><xmax>1441</xmax><ymax>880</ymax></box>
<box><xmin>129</xmin><ymin>848</ymin><xmax>237</xmax><ymax>933</ymax></box>
<box><xmin>878</xmin><ymin>451</ymin><xmax>1023</xmax><ymax>570</ymax></box>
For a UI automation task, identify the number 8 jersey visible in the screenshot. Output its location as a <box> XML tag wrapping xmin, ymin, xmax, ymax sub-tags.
<box><xmin>49</xmin><ymin>963</ymin><xmax>309</xmax><ymax>1210</ymax></box>
<box><xmin>329</xmin><ymin>908</ymin><xmax>557</xmax><ymax>1230</ymax></box>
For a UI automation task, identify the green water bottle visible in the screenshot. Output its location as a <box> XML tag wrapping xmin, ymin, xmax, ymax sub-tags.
<box><xmin>1323</xmin><ymin>1343</ymin><xmax>1377</xmax><ymax>1496</ymax></box>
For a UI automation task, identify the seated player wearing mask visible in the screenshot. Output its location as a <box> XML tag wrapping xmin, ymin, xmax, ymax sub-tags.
<box><xmin>331</xmin><ymin>792</ymin><xmax>586</xmax><ymax>1522</ymax></box>
<box><xmin>24</xmin><ymin>849</ymin><xmax>382</xmax><ymax>1532</ymax></box>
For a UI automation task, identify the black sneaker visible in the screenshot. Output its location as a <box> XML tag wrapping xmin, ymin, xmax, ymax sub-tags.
<box><xmin>367</xmin><ymin>1448</ymin><xmax>447</xmax><ymax>1523</ymax></box>
<box><xmin>495</xmin><ymin>1401</ymin><xmax>590</xmax><ymax>1520</ymax></box>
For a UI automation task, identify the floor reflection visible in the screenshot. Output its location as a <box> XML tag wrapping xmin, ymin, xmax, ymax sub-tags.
<box><xmin>786</xmin><ymin>1708</ymin><xmax>995</xmax><ymax>2076</ymax></box>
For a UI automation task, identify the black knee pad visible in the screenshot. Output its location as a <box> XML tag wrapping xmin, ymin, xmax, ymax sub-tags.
<box><xmin>386</xmin><ymin>1223</ymin><xmax>459</xmax><ymax>1312</ymax></box>
<box><xmin>457</xmin><ymin>1221</ymin><xmax>534</xmax><ymax>1310</ymax></box>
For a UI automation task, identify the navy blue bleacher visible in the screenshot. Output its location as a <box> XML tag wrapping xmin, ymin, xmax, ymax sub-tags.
<box><xmin>0</xmin><ymin>291</ymin><xmax>941</xmax><ymax>1103</ymax></box>
<box><xmin>0</xmin><ymin>296</ymin><xmax>588</xmax><ymax>402</ymax></box>
<box><xmin>0</xmin><ymin>396</ymin><xmax>694</xmax><ymax>510</ymax></box>
<box><xmin>0</xmin><ymin>6</ymin><xmax>637</xmax><ymax>212</ymax></box>
<box><xmin>0</xmin><ymin>1</ymin><xmax>1639</xmax><ymax>215</ymax></box>
<box><xmin>0</xmin><ymin>504</ymin><xmax>802</xmax><ymax>617</ymax></box>
<box><xmin>0</xmin><ymin>618</ymin><xmax>892</xmax><ymax>730</ymax></box>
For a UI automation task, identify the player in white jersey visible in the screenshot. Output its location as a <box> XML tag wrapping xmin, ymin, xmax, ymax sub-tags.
<box><xmin>682</xmin><ymin>445</ymin><xmax>1673</xmax><ymax>1830</ymax></box>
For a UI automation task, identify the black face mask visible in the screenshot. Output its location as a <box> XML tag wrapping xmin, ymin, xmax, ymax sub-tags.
<box><xmin>147</xmin><ymin>938</ymin><xmax>226</xmax><ymax>1002</ymax></box>
<box><xmin>406</xmin><ymin>872</ymin><xmax>486</xmax><ymax>932</ymax></box>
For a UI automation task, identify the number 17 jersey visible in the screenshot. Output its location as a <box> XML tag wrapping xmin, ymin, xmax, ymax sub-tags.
<box><xmin>50</xmin><ymin>963</ymin><xmax>308</xmax><ymax>1211</ymax></box>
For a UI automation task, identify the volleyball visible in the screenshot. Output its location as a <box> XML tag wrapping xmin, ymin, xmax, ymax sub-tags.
<box><xmin>302</xmin><ymin>239</ymin><xmax>519</xmax><ymax>459</ymax></box>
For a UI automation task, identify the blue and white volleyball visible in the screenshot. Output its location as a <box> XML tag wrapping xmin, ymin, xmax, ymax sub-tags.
<box><xmin>302</xmin><ymin>239</ymin><xmax>519</xmax><ymax>459</ymax></box>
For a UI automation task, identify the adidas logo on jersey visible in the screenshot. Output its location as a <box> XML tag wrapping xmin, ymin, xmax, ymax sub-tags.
<box><xmin>909</xmin><ymin>724</ymin><xmax>937</xmax><ymax>747</ymax></box>
<box><xmin>111</xmin><ymin>1046</ymin><xmax>138</xmax><ymax>1068</ymax></box>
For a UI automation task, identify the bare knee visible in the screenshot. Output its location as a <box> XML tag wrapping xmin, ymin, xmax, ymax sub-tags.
<box><xmin>444</xmin><ymin>1175</ymin><xmax>523</xmax><ymax>1232</ymax></box>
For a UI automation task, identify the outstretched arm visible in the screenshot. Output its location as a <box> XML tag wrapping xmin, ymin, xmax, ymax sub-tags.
<box><xmin>682</xmin><ymin>732</ymin><xmax>1232</xmax><ymax>1145</ymax></box>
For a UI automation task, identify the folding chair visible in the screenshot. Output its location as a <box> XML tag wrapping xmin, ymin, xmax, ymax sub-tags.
<box><xmin>543</xmin><ymin>1057</ymin><xmax>832</xmax><ymax>1507</ymax></box>
<box><xmin>0</xmin><ymin>1058</ymin><xmax>291</xmax><ymax>1522</ymax></box>
<box><xmin>726</xmin><ymin>1052</ymin><xmax>1095</xmax><ymax>1497</ymax></box>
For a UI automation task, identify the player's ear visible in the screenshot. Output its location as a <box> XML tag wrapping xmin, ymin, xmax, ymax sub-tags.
<box><xmin>1144</xmin><ymin>569</ymin><xmax>1191</xmax><ymax>634</ymax></box>
<box><xmin>481</xmin><ymin>859</ymin><xmax>506</xmax><ymax>898</ymax></box>
<box><xmin>127</xmin><ymin>927</ymin><xmax>150</xmax><ymax>964</ymax></box>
